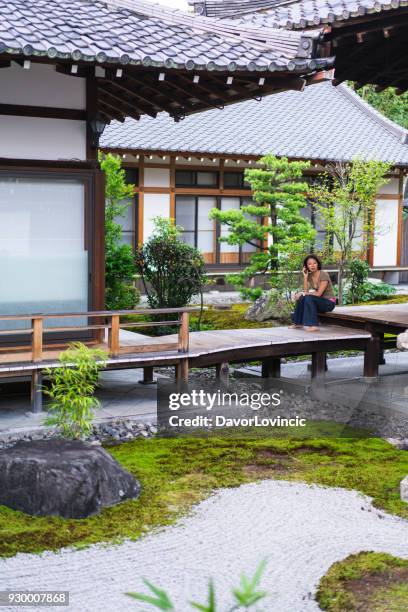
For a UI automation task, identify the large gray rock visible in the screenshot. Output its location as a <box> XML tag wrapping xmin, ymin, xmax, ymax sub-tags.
<box><xmin>245</xmin><ymin>290</ymin><xmax>292</xmax><ymax>322</ymax></box>
<box><xmin>401</xmin><ymin>476</ymin><xmax>408</xmax><ymax>503</ymax></box>
<box><xmin>0</xmin><ymin>439</ymin><xmax>141</xmax><ymax>518</ymax></box>
<box><xmin>397</xmin><ymin>330</ymin><xmax>408</xmax><ymax>350</ymax></box>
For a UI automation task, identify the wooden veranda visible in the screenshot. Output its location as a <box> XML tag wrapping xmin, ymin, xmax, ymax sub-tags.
<box><xmin>0</xmin><ymin>307</ymin><xmax>377</xmax><ymax>413</ymax></box>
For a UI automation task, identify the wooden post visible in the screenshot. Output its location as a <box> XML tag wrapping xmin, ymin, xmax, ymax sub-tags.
<box><xmin>32</xmin><ymin>317</ymin><xmax>43</xmax><ymax>362</ymax></box>
<box><xmin>30</xmin><ymin>370</ymin><xmax>43</xmax><ymax>413</ymax></box>
<box><xmin>364</xmin><ymin>332</ymin><xmax>380</xmax><ymax>378</ymax></box>
<box><xmin>176</xmin><ymin>358</ymin><xmax>189</xmax><ymax>382</ymax></box>
<box><xmin>109</xmin><ymin>314</ymin><xmax>120</xmax><ymax>357</ymax></box>
<box><xmin>178</xmin><ymin>311</ymin><xmax>189</xmax><ymax>352</ymax></box>
<box><xmin>216</xmin><ymin>362</ymin><xmax>230</xmax><ymax>384</ymax></box>
<box><xmin>139</xmin><ymin>366</ymin><xmax>155</xmax><ymax>385</ymax></box>
<box><xmin>378</xmin><ymin>332</ymin><xmax>385</xmax><ymax>365</ymax></box>
<box><xmin>311</xmin><ymin>352</ymin><xmax>326</xmax><ymax>380</ymax></box>
<box><xmin>262</xmin><ymin>357</ymin><xmax>281</xmax><ymax>378</ymax></box>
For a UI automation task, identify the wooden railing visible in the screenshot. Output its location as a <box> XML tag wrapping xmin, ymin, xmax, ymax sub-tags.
<box><xmin>0</xmin><ymin>307</ymin><xmax>199</xmax><ymax>363</ymax></box>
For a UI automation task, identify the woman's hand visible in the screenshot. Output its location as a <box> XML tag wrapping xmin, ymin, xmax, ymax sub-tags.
<box><xmin>302</xmin><ymin>266</ymin><xmax>309</xmax><ymax>280</ymax></box>
<box><xmin>294</xmin><ymin>291</ymin><xmax>304</xmax><ymax>301</ymax></box>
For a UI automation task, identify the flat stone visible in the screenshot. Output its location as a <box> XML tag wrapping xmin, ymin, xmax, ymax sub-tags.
<box><xmin>0</xmin><ymin>439</ymin><xmax>141</xmax><ymax>519</ymax></box>
<box><xmin>401</xmin><ymin>476</ymin><xmax>408</xmax><ymax>502</ymax></box>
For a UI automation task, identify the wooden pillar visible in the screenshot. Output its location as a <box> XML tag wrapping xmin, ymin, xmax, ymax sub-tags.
<box><xmin>364</xmin><ymin>331</ymin><xmax>380</xmax><ymax>378</ymax></box>
<box><xmin>109</xmin><ymin>314</ymin><xmax>120</xmax><ymax>357</ymax></box>
<box><xmin>311</xmin><ymin>352</ymin><xmax>326</xmax><ymax>380</ymax></box>
<box><xmin>30</xmin><ymin>370</ymin><xmax>43</xmax><ymax>414</ymax></box>
<box><xmin>178</xmin><ymin>312</ymin><xmax>189</xmax><ymax>353</ymax></box>
<box><xmin>216</xmin><ymin>362</ymin><xmax>229</xmax><ymax>384</ymax></box>
<box><xmin>139</xmin><ymin>366</ymin><xmax>155</xmax><ymax>385</ymax></box>
<box><xmin>378</xmin><ymin>332</ymin><xmax>385</xmax><ymax>365</ymax></box>
<box><xmin>176</xmin><ymin>358</ymin><xmax>189</xmax><ymax>382</ymax></box>
<box><xmin>32</xmin><ymin>317</ymin><xmax>43</xmax><ymax>363</ymax></box>
<box><xmin>262</xmin><ymin>357</ymin><xmax>281</xmax><ymax>378</ymax></box>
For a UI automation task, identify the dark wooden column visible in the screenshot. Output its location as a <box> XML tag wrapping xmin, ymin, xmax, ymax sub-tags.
<box><xmin>363</xmin><ymin>326</ymin><xmax>380</xmax><ymax>378</ymax></box>
<box><xmin>262</xmin><ymin>357</ymin><xmax>281</xmax><ymax>378</ymax></box>
<box><xmin>311</xmin><ymin>352</ymin><xmax>326</xmax><ymax>380</ymax></box>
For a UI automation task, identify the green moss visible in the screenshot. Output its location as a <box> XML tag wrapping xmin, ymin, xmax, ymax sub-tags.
<box><xmin>316</xmin><ymin>552</ymin><xmax>408</xmax><ymax>611</ymax></box>
<box><xmin>1</xmin><ymin>436</ymin><xmax>407</xmax><ymax>559</ymax></box>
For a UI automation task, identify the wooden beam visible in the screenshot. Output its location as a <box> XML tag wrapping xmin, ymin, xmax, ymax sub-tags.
<box><xmin>98</xmin><ymin>85</ymin><xmax>145</xmax><ymax>120</ymax></box>
<box><xmin>122</xmin><ymin>72</ymin><xmax>190</xmax><ymax>112</ymax></box>
<box><xmin>99</xmin><ymin>100</ymin><xmax>126</xmax><ymax>122</ymax></box>
<box><xmin>101</xmin><ymin>78</ymin><xmax>168</xmax><ymax>115</ymax></box>
<box><xmin>170</xmin><ymin>155</ymin><xmax>176</xmax><ymax>221</ymax></box>
<box><xmin>0</xmin><ymin>103</ymin><xmax>86</xmax><ymax>120</ymax></box>
<box><xmin>138</xmin><ymin>155</ymin><xmax>144</xmax><ymax>245</ymax></box>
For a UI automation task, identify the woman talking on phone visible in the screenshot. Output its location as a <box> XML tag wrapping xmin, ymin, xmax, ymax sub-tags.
<box><xmin>289</xmin><ymin>254</ymin><xmax>336</xmax><ymax>332</ymax></box>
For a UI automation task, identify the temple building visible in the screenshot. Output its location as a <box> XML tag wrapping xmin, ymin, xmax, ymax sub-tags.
<box><xmin>102</xmin><ymin>80</ymin><xmax>408</xmax><ymax>281</ymax></box>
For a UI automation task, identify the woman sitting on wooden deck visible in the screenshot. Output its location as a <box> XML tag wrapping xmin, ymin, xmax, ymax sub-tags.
<box><xmin>289</xmin><ymin>255</ymin><xmax>336</xmax><ymax>332</ymax></box>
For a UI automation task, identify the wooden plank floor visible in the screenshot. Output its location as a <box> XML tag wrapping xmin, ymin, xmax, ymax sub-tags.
<box><xmin>322</xmin><ymin>303</ymin><xmax>408</xmax><ymax>329</ymax></box>
<box><xmin>0</xmin><ymin>325</ymin><xmax>371</xmax><ymax>373</ymax></box>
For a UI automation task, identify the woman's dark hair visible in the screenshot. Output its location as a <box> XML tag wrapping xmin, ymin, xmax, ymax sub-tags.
<box><xmin>303</xmin><ymin>254</ymin><xmax>322</xmax><ymax>271</ymax></box>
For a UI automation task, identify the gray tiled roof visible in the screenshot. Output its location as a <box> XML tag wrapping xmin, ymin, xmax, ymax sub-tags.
<box><xmin>189</xmin><ymin>0</ymin><xmax>407</xmax><ymax>29</ymax></box>
<box><xmin>101</xmin><ymin>82</ymin><xmax>408</xmax><ymax>165</ymax></box>
<box><xmin>0</xmin><ymin>0</ymin><xmax>326</xmax><ymax>72</ymax></box>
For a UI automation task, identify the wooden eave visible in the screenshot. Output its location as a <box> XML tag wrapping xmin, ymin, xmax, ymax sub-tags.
<box><xmin>0</xmin><ymin>55</ymin><xmax>333</xmax><ymax>123</ymax></box>
<box><xmin>320</xmin><ymin>8</ymin><xmax>408</xmax><ymax>91</ymax></box>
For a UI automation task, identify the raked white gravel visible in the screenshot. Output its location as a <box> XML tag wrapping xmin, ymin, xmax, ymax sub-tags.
<box><xmin>1</xmin><ymin>480</ymin><xmax>408</xmax><ymax>612</ymax></box>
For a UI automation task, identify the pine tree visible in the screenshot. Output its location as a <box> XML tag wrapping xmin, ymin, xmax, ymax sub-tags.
<box><xmin>209</xmin><ymin>154</ymin><xmax>316</xmax><ymax>300</ymax></box>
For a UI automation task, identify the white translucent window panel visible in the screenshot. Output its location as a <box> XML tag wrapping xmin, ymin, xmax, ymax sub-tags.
<box><xmin>197</xmin><ymin>197</ymin><xmax>215</xmax><ymax>231</ymax></box>
<box><xmin>176</xmin><ymin>196</ymin><xmax>195</xmax><ymax>232</ymax></box>
<box><xmin>143</xmin><ymin>193</ymin><xmax>170</xmax><ymax>240</ymax></box>
<box><xmin>181</xmin><ymin>232</ymin><xmax>195</xmax><ymax>247</ymax></box>
<box><xmin>0</xmin><ymin>177</ymin><xmax>88</xmax><ymax>327</ymax></box>
<box><xmin>144</xmin><ymin>167</ymin><xmax>170</xmax><ymax>188</ymax></box>
<box><xmin>220</xmin><ymin>197</ymin><xmax>240</xmax><ymax>253</ymax></box>
<box><xmin>114</xmin><ymin>198</ymin><xmax>133</xmax><ymax>232</ymax></box>
<box><xmin>197</xmin><ymin>231</ymin><xmax>213</xmax><ymax>252</ymax></box>
<box><xmin>0</xmin><ymin>62</ymin><xmax>86</xmax><ymax>109</ymax></box>
<box><xmin>0</xmin><ymin>116</ymin><xmax>86</xmax><ymax>160</ymax></box>
<box><xmin>373</xmin><ymin>199</ymin><xmax>398</xmax><ymax>266</ymax></box>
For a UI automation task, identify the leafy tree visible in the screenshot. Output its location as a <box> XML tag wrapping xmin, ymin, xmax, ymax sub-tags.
<box><xmin>310</xmin><ymin>159</ymin><xmax>390</xmax><ymax>304</ymax></box>
<box><xmin>99</xmin><ymin>152</ymin><xmax>140</xmax><ymax>309</ymax></box>
<box><xmin>353</xmin><ymin>83</ymin><xmax>408</xmax><ymax>129</ymax></box>
<box><xmin>209</xmin><ymin>154</ymin><xmax>316</xmax><ymax>301</ymax></box>
<box><xmin>135</xmin><ymin>217</ymin><xmax>206</xmax><ymax>309</ymax></box>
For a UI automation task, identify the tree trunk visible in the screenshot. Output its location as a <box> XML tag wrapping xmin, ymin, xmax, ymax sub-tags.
<box><xmin>337</xmin><ymin>263</ymin><xmax>344</xmax><ymax>305</ymax></box>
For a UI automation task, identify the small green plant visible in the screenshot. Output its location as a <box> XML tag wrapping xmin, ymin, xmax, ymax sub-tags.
<box><xmin>127</xmin><ymin>560</ymin><xmax>268</xmax><ymax>611</ymax></box>
<box><xmin>346</xmin><ymin>259</ymin><xmax>370</xmax><ymax>303</ymax></box>
<box><xmin>43</xmin><ymin>342</ymin><xmax>108</xmax><ymax>439</ymax></box>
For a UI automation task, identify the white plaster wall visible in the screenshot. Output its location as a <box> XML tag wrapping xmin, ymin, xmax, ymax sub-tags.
<box><xmin>373</xmin><ymin>199</ymin><xmax>399</xmax><ymax>266</ymax></box>
<box><xmin>143</xmin><ymin>193</ymin><xmax>170</xmax><ymax>241</ymax></box>
<box><xmin>144</xmin><ymin>167</ymin><xmax>170</xmax><ymax>188</ymax></box>
<box><xmin>378</xmin><ymin>178</ymin><xmax>399</xmax><ymax>196</ymax></box>
<box><xmin>0</xmin><ymin>62</ymin><xmax>86</xmax><ymax>109</ymax></box>
<box><xmin>0</xmin><ymin>115</ymin><xmax>87</xmax><ymax>160</ymax></box>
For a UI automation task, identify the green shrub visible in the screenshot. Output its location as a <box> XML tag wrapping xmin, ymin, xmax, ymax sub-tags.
<box><xmin>346</xmin><ymin>260</ymin><xmax>370</xmax><ymax>303</ymax></box>
<box><xmin>43</xmin><ymin>342</ymin><xmax>107</xmax><ymax>439</ymax></box>
<box><xmin>106</xmin><ymin>282</ymin><xmax>140</xmax><ymax>310</ymax></box>
<box><xmin>135</xmin><ymin>217</ymin><xmax>206</xmax><ymax>309</ymax></box>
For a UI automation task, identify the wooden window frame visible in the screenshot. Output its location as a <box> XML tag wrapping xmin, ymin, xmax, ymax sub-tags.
<box><xmin>0</xmin><ymin>162</ymin><xmax>102</xmax><ymax>345</ymax></box>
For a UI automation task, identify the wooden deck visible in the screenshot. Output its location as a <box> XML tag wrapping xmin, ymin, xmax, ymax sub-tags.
<box><xmin>320</xmin><ymin>303</ymin><xmax>408</xmax><ymax>374</ymax></box>
<box><xmin>320</xmin><ymin>303</ymin><xmax>408</xmax><ymax>333</ymax></box>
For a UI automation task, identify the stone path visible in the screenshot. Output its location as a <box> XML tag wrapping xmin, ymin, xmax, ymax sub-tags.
<box><xmin>1</xmin><ymin>480</ymin><xmax>408</xmax><ymax>611</ymax></box>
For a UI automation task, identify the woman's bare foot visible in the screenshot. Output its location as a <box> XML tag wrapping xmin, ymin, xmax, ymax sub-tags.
<box><xmin>305</xmin><ymin>326</ymin><xmax>320</xmax><ymax>332</ymax></box>
<box><xmin>288</xmin><ymin>324</ymin><xmax>303</xmax><ymax>329</ymax></box>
